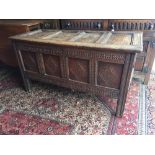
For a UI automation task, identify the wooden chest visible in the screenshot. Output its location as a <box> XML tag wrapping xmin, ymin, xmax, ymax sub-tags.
<box><xmin>10</xmin><ymin>30</ymin><xmax>143</xmax><ymax>117</ymax></box>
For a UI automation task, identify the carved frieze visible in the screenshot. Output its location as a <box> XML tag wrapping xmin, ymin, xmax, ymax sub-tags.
<box><xmin>17</xmin><ymin>43</ymin><xmax>126</xmax><ymax>64</ymax></box>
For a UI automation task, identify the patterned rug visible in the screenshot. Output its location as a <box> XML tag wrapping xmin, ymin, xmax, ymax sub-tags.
<box><xmin>0</xmin><ymin>66</ymin><xmax>111</xmax><ymax>135</ymax></box>
<box><xmin>107</xmin><ymin>81</ymin><xmax>140</xmax><ymax>135</ymax></box>
<box><xmin>108</xmin><ymin>74</ymin><xmax>155</xmax><ymax>135</ymax></box>
<box><xmin>145</xmin><ymin>75</ymin><xmax>155</xmax><ymax>134</ymax></box>
<box><xmin>0</xmin><ymin>65</ymin><xmax>155</xmax><ymax>135</ymax></box>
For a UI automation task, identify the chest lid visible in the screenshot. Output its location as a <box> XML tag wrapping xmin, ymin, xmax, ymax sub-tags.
<box><xmin>10</xmin><ymin>29</ymin><xmax>143</xmax><ymax>53</ymax></box>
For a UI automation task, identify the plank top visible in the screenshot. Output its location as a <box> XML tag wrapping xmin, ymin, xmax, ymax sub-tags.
<box><xmin>10</xmin><ymin>29</ymin><xmax>143</xmax><ymax>52</ymax></box>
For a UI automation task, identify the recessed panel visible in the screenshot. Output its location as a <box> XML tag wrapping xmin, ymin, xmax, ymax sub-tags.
<box><xmin>97</xmin><ymin>62</ymin><xmax>123</xmax><ymax>89</ymax></box>
<box><xmin>75</xmin><ymin>33</ymin><xmax>102</xmax><ymax>43</ymax></box>
<box><xmin>43</xmin><ymin>54</ymin><xmax>61</xmax><ymax>77</ymax></box>
<box><xmin>68</xmin><ymin>58</ymin><xmax>89</xmax><ymax>83</ymax></box>
<box><xmin>48</xmin><ymin>32</ymin><xmax>78</xmax><ymax>41</ymax></box>
<box><xmin>106</xmin><ymin>33</ymin><xmax>132</xmax><ymax>45</ymax></box>
<box><xmin>21</xmin><ymin>50</ymin><xmax>39</xmax><ymax>72</ymax></box>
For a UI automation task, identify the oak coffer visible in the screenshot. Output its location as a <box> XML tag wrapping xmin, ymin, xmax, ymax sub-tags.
<box><xmin>10</xmin><ymin>30</ymin><xmax>143</xmax><ymax>117</ymax></box>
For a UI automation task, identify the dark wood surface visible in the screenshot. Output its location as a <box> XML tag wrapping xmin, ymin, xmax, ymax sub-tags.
<box><xmin>11</xmin><ymin>30</ymin><xmax>142</xmax><ymax>117</ymax></box>
<box><xmin>40</xmin><ymin>19</ymin><xmax>60</xmax><ymax>29</ymax></box>
<box><xmin>60</xmin><ymin>19</ymin><xmax>104</xmax><ymax>30</ymax></box>
<box><xmin>59</xmin><ymin>19</ymin><xmax>155</xmax><ymax>31</ymax></box>
<box><xmin>0</xmin><ymin>20</ymin><xmax>44</xmax><ymax>66</ymax></box>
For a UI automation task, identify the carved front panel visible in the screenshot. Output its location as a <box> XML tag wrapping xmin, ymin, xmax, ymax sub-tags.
<box><xmin>97</xmin><ymin>62</ymin><xmax>123</xmax><ymax>89</ymax></box>
<box><xmin>68</xmin><ymin>58</ymin><xmax>89</xmax><ymax>83</ymax></box>
<box><xmin>43</xmin><ymin>54</ymin><xmax>61</xmax><ymax>77</ymax></box>
<box><xmin>20</xmin><ymin>50</ymin><xmax>39</xmax><ymax>72</ymax></box>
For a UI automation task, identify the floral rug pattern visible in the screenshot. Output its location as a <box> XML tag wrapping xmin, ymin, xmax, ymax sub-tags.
<box><xmin>1</xmin><ymin>66</ymin><xmax>155</xmax><ymax>135</ymax></box>
<box><xmin>146</xmin><ymin>75</ymin><xmax>155</xmax><ymax>134</ymax></box>
<box><xmin>107</xmin><ymin>82</ymin><xmax>140</xmax><ymax>135</ymax></box>
<box><xmin>0</xmin><ymin>66</ymin><xmax>111</xmax><ymax>135</ymax></box>
<box><xmin>0</xmin><ymin>110</ymin><xmax>72</xmax><ymax>135</ymax></box>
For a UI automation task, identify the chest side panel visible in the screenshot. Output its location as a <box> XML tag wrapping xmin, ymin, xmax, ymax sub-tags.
<box><xmin>20</xmin><ymin>50</ymin><xmax>39</xmax><ymax>73</ymax></box>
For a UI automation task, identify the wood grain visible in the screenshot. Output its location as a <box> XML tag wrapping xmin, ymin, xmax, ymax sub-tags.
<box><xmin>10</xmin><ymin>30</ymin><xmax>143</xmax><ymax>53</ymax></box>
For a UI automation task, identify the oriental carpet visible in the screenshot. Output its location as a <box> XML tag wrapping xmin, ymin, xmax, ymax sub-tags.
<box><xmin>0</xmin><ymin>65</ymin><xmax>155</xmax><ymax>135</ymax></box>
